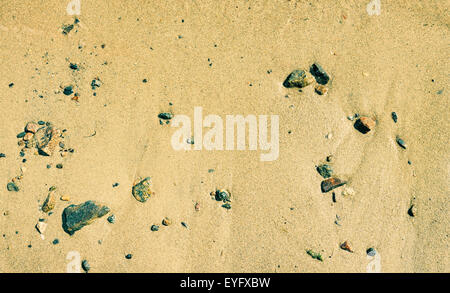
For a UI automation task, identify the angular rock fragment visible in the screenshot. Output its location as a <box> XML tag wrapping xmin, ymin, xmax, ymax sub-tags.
<box><xmin>62</xmin><ymin>24</ymin><xmax>74</xmax><ymax>35</ymax></box>
<box><xmin>408</xmin><ymin>205</ymin><xmax>417</xmax><ymax>217</ymax></box>
<box><xmin>132</xmin><ymin>177</ymin><xmax>154</xmax><ymax>203</ymax></box>
<box><xmin>33</xmin><ymin>125</ymin><xmax>62</xmax><ymax>156</ymax></box>
<box><xmin>306</xmin><ymin>249</ymin><xmax>323</xmax><ymax>261</ymax></box>
<box><xmin>310</xmin><ymin>63</ymin><xmax>330</xmax><ymax>85</ymax></box>
<box><xmin>62</xmin><ymin>200</ymin><xmax>110</xmax><ymax>235</ymax></box>
<box><xmin>316</xmin><ymin>164</ymin><xmax>333</xmax><ymax>178</ymax></box>
<box><xmin>283</xmin><ymin>69</ymin><xmax>314</xmax><ymax>88</ymax></box>
<box><xmin>35</xmin><ymin>221</ymin><xmax>47</xmax><ymax>234</ymax></box>
<box><xmin>314</xmin><ymin>84</ymin><xmax>328</xmax><ymax>95</ymax></box>
<box><xmin>321</xmin><ymin>177</ymin><xmax>346</xmax><ymax>193</ymax></box>
<box><xmin>23</xmin><ymin>132</ymin><xmax>34</xmax><ymax>141</ymax></box>
<box><xmin>222</xmin><ymin>203</ymin><xmax>231</xmax><ymax>210</ymax></box>
<box><xmin>162</xmin><ymin>217</ymin><xmax>172</xmax><ymax>226</ymax></box>
<box><xmin>354</xmin><ymin>117</ymin><xmax>376</xmax><ymax>134</ymax></box>
<box><xmin>42</xmin><ymin>187</ymin><xmax>57</xmax><ymax>213</ymax></box>
<box><xmin>340</xmin><ymin>241</ymin><xmax>353</xmax><ymax>253</ymax></box>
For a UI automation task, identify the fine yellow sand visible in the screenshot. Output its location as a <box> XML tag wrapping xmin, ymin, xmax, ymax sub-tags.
<box><xmin>0</xmin><ymin>0</ymin><xmax>448</xmax><ymax>273</ymax></box>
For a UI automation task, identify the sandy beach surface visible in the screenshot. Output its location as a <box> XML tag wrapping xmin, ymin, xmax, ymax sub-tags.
<box><xmin>0</xmin><ymin>0</ymin><xmax>448</xmax><ymax>273</ymax></box>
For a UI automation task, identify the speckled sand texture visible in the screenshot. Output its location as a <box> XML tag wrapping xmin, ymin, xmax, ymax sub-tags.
<box><xmin>0</xmin><ymin>0</ymin><xmax>448</xmax><ymax>272</ymax></box>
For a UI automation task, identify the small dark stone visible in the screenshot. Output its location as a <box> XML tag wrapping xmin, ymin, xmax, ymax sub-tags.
<box><xmin>125</xmin><ymin>254</ymin><xmax>133</xmax><ymax>259</ymax></box>
<box><xmin>107</xmin><ymin>214</ymin><xmax>116</xmax><ymax>224</ymax></box>
<box><xmin>396</xmin><ymin>136</ymin><xmax>407</xmax><ymax>149</ymax></box>
<box><xmin>150</xmin><ymin>225</ymin><xmax>159</xmax><ymax>231</ymax></box>
<box><xmin>62</xmin><ymin>24</ymin><xmax>74</xmax><ymax>35</ymax></box>
<box><xmin>310</xmin><ymin>63</ymin><xmax>330</xmax><ymax>85</ymax></box>
<box><xmin>38</xmin><ymin>121</ymin><xmax>45</xmax><ymax>125</ymax></box>
<box><xmin>181</xmin><ymin>222</ymin><xmax>188</xmax><ymax>228</ymax></box>
<box><xmin>52</xmin><ymin>238</ymin><xmax>59</xmax><ymax>245</ymax></box>
<box><xmin>158</xmin><ymin>112</ymin><xmax>173</xmax><ymax>120</ymax></box>
<box><xmin>306</xmin><ymin>250</ymin><xmax>323</xmax><ymax>262</ymax></box>
<box><xmin>46</xmin><ymin>164</ymin><xmax>51</xmax><ymax>169</ymax></box>
<box><xmin>354</xmin><ymin>117</ymin><xmax>376</xmax><ymax>134</ymax></box>
<box><xmin>63</xmin><ymin>86</ymin><xmax>73</xmax><ymax>96</ymax></box>
<box><xmin>7</xmin><ymin>182</ymin><xmax>19</xmax><ymax>192</ymax></box>
<box><xmin>17</xmin><ymin>132</ymin><xmax>26</xmax><ymax>138</ymax></box>
<box><xmin>391</xmin><ymin>112</ymin><xmax>398</xmax><ymax>123</ymax></box>
<box><xmin>142</xmin><ymin>79</ymin><xmax>147</xmax><ymax>83</ymax></box>
<box><xmin>56</xmin><ymin>164</ymin><xmax>63</xmax><ymax>169</ymax></box>
<box><xmin>215</xmin><ymin>190</ymin><xmax>231</xmax><ymax>202</ymax></box>
<box><xmin>112</xmin><ymin>182</ymin><xmax>119</xmax><ymax>188</ymax></box>
<box><xmin>69</xmin><ymin>63</ymin><xmax>78</xmax><ymax>70</ymax></box>
<box><xmin>316</xmin><ymin>164</ymin><xmax>333</xmax><ymax>178</ymax></box>
<box><xmin>0</xmin><ymin>153</ymin><xmax>5</xmax><ymax>158</ymax></box>
<box><xmin>408</xmin><ymin>205</ymin><xmax>416</xmax><ymax>217</ymax></box>
<box><xmin>91</xmin><ymin>79</ymin><xmax>101</xmax><ymax>90</ymax></box>
<box><xmin>81</xmin><ymin>260</ymin><xmax>90</xmax><ymax>272</ymax></box>
<box><xmin>222</xmin><ymin>203</ymin><xmax>231</xmax><ymax>210</ymax></box>
<box><xmin>366</xmin><ymin>248</ymin><xmax>377</xmax><ymax>257</ymax></box>
<box><xmin>62</xmin><ymin>201</ymin><xmax>110</xmax><ymax>235</ymax></box>
<box><xmin>8</xmin><ymin>83</ymin><xmax>14</xmax><ymax>88</ymax></box>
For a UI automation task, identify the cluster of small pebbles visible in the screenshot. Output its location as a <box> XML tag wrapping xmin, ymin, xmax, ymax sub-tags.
<box><xmin>283</xmin><ymin>62</ymin><xmax>330</xmax><ymax>95</ymax></box>
<box><xmin>16</xmin><ymin>121</ymin><xmax>72</xmax><ymax>158</ymax></box>
<box><xmin>211</xmin><ymin>189</ymin><xmax>232</xmax><ymax>210</ymax></box>
<box><xmin>291</xmin><ymin>64</ymin><xmax>415</xmax><ymax>262</ymax></box>
<box><xmin>158</xmin><ymin>112</ymin><xmax>173</xmax><ymax>125</ymax></box>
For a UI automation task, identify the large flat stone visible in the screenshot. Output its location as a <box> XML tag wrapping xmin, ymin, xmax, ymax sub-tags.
<box><xmin>62</xmin><ymin>201</ymin><xmax>110</xmax><ymax>235</ymax></box>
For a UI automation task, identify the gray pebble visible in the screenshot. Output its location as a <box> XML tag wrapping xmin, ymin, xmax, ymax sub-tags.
<box><xmin>391</xmin><ymin>112</ymin><xmax>398</xmax><ymax>123</ymax></box>
<box><xmin>81</xmin><ymin>260</ymin><xmax>90</xmax><ymax>272</ymax></box>
<box><xmin>316</xmin><ymin>164</ymin><xmax>333</xmax><ymax>179</ymax></box>
<box><xmin>396</xmin><ymin>136</ymin><xmax>407</xmax><ymax>149</ymax></box>
<box><xmin>107</xmin><ymin>214</ymin><xmax>115</xmax><ymax>224</ymax></box>
<box><xmin>366</xmin><ymin>248</ymin><xmax>377</xmax><ymax>257</ymax></box>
